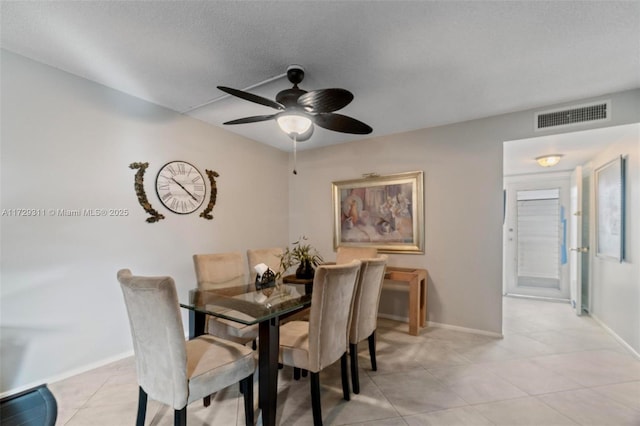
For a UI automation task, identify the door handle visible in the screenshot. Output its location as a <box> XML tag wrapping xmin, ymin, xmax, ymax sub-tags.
<box><xmin>570</xmin><ymin>247</ymin><xmax>589</xmax><ymax>253</ymax></box>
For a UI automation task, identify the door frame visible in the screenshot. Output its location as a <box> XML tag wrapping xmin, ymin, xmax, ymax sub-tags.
<box><xmin>503</xmin><ymin>172</ymin><xmax>572</xmax><ymax>299</ymax></box>
<box><xmin>569</xmin><ymin>166</ymin><xmax>582</xmax><ymax>314</ymax></box>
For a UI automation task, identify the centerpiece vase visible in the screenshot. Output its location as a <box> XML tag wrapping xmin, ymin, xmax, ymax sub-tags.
<box><xmin>295</xmin><ymin>260</ymin><xmax>315</xmax><ymax>279</ymax></box>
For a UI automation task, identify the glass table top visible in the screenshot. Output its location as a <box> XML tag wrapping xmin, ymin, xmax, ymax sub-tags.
<box><xmin>180</xmin><ymin>283</ymin><xmax>311</xmax><ymax>325</ymax></box>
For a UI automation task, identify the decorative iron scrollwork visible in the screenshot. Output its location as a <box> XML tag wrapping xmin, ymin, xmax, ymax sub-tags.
<box><xmin>129</xmin><ymin>162</ymin><xmax>165</xmax><ymax>223</ymax></box>
<box><xmin>199</xmin><ymin>170</ymin><xmax>219</xmax><ymax>220</ymax></box>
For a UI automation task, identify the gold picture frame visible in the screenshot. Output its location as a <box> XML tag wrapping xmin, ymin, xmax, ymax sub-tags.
<box><xmin>332</xmin><ymin>171</ymin><xmax>424</xmax><ymax>254</ymax></box>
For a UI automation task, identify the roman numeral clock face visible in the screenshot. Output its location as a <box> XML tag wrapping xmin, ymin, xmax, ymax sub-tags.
<box><xmin>155</xmin><ymin>161</ymin><xmax>206</xmax><ymax>214</ymax></box>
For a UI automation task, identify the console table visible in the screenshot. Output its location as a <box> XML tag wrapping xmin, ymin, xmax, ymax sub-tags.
<box><xmin>282</xmin><ymin>274</ymin><xmax>313</xmax><ymax>295</ymax></box>
<box><xmin>284</xmin><ymin>267</ymin><xmax>428</xmax><ymax>336</ymax></box>
<box><xmin>383</xmin><ymin>266</ymin><xmax>428</xmax><ymax>336</ymax></box>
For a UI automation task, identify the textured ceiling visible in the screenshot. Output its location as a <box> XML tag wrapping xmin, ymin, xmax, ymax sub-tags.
<box><xmin>1</xmin><ymin>1</ymin><xmax>639</xmax><ymax>166</ymax></box>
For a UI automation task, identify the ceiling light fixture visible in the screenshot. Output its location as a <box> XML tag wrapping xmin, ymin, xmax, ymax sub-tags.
<box><xmin>217</xmin><ymin>64</ymin><xmax>372</xmax><ymax>175</ymax></box>
<box><xmin>277</xmin><ymin>112</ymin><xmax>314</xmax><ymax>176</ymax></box>
<box><xmin>536</xmin><ymin>154</ymin><xmax>563</xmax><ymax>167</ymax></box>
<box><xmin>276</xmin><ymin>112</ymin><xmax>312</xmax><ymax>136</ymax></box>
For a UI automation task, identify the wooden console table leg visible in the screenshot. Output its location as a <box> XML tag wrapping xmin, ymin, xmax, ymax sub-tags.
<box><xmin>419</xmin><ymin>274</ymin><xmax>427</xmax><ymax>328</ymax></box>
<box><xmin>408</xmin><ymin>276</ymin><xmax>419</xmax><ymax>336</ymax></box>
<box><xmin>384</xmin><ymin>268</ymin><xmax>429</xmax><ymax>336</ymax></box>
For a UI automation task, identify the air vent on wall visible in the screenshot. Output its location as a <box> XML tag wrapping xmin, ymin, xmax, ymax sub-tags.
<box><xmin>535</xmin><ymin>100</ymin><xmax>610</xmax><ymax>131</ymax></box>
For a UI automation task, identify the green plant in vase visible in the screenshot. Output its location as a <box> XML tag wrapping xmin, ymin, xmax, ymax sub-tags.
<box><xmin>279</xmin><ymin>236</ymin><xmax>324</xmax><ymax>279</ymax></box>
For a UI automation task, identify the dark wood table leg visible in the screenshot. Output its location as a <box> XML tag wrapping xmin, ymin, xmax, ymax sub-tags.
<box><xmin>259</xmin><ymin>316</ymin><xmax>280</xmax><ymax>426</ymax></box>
<box><xmin>189</xmin><ymin>310</ymin><xmax>206</xmax><ymax>339</ymax></box>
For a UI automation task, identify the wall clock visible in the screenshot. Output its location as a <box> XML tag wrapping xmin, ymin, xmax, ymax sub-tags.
<box><xmin>155</xmin><ymin>161</ymin><xmax>206</xmax><ymax>214</ymax></box>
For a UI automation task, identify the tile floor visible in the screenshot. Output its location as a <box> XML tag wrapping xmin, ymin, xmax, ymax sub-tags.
<box><xmin>49</xmin><ymin>297</ymin><xmax>640</xmax><ymax>425</ymax></box>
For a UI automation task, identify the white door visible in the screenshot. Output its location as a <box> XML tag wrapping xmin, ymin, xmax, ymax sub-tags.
<box><xmin>569</xmin><ymin>166</ymin><xmax>590</xmax><ymax>315</ymax></box>
<box><xmin>504</xmin><ymin>179</ymin><xmax>571</xmax><ymax>300</ymax></box>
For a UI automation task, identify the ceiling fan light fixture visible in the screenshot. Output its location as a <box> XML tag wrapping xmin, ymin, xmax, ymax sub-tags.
<box><xmin>218</xmin><ymin>64</ymin><xmax>371</xmax><ymax>137</ymax></box>
<box><xmin>536</xmin><ymin>154</ymin><xmax>563</xmax><ymax>167</ymax></box>
<box><xmin>277</xmin><ymin>112</ymin><xmax>312</xmax><ymax>136</ymax></box>
<box><xmin>288</xmin><ymin>123</ymin><xmax>314</xmax><ymax>142</ymax></box>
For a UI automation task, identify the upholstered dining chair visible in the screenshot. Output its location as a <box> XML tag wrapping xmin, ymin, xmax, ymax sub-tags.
<box><xmin>278</xmin><ymin>260</ymin><xmax>361</xmax><ymax>426</ymax></box>
<box><xmin>117</xmin><ymin>269</ymin><xmax>255</xmax><ymax>426</ymax></box>
<box><xmin>246</xmin><ymin>247</ymin><xmax>284</xmax><ymax>282</ymax></box>
<box><xmin>289</xmin><ymin>246</ymin><xmax>379</xmax><ymax>381</ymax></box>
<box><xmin>347</xmin><ymin>255</ymin><xmax>388</xmax><ymax>394</ymax></box>
<box><xmin>193</xmin><ymin>252</ymin><xmax>258</xmax><ymax>346</ymax></box>
<box><xmin>335</xmin><ymin>246</ymin><xmax>378</xmax><ymax>265</ymax></box>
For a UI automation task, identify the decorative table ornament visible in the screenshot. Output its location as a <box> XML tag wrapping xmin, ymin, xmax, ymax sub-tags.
<box><xmin>254</xmin><ymin>263</ymin><xmax>276</xmax><ymax>291</ymax></box>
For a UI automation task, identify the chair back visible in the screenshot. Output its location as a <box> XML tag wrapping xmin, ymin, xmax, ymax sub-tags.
<box><xmin>247</xmin><ymin>247</ymin><xmax>284</xmax><ymax>282</ymax></box>
<box><xmin>349</xmin><ymin>255</ymin><xmax>388</xmax><ymax>344</ymax></box>
<box><xmin>117</xmin><ymin>269</ymin><xmax>189</xmax><ymax>408</ymax></box>
<box><xmin>335</xmin><ymin>246</ymin><xmax>378</xmax><ymax>264</ymax></box>
<box><xmin>193</xmin><ymin>252</ymin><xmax>245</xmax><ymax>290</ymax></box>
<box><xmin>307</xmin><ymin>260</ymin><xmax>361</xmax><ymax>372</ymax></box>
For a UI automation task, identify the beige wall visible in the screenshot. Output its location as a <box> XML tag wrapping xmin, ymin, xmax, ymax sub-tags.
<box><xmin>589</xmin><ymin>127</ymin><xmax>640</xmax><ymax>353</ymax></box>
<box><xmin>0</xmin><ymin>51</ymin><xmax>290</xmax><ymax>394</ymax></box>
<box><xmin>288</xmin><ymin>118</ymin><xmax>505</xmax><ymax>335</ymax></box>
<box><xmin>288</xmin><ymin>90</ymin><xmax>640</xmax><ymax>344</ymax></box>
<box><xmin>2</xmin><ymin>48</ymin><xmax>638</xmax><ymax>395</ymax></box>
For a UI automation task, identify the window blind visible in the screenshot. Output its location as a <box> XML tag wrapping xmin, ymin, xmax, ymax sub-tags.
<box><xmin>517</xmin><ymin>195</ymin><xmax>560</xmax><ymax>281</ymax></box>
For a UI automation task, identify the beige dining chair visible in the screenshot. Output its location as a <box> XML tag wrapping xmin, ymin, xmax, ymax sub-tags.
<box><xmin>193</xmin><ymin>252</ymin><xmax>258</xmax><ymax>346</ymax></box>
<box><xmin>278</xmin><ymin>260</ymin><xmax>361</xmax><ymax>426</ymax></box>
<box><xmin>289</xmin><ymin>246</ymin><xmax>379</xmax><ymax>381</ymax></box>
<box><xmin>335</xmin><ymin>246</ymin><xmax>378</xmax><ymax>264</ymax></box>
<box><xmin>348</xmin><ymin>255</ymin><xmax>388</xmax><ymax>394</ymax></box>
<box><xmin>117</xmin><ymin>269</ymin><xmax>255</xmax><ymax>426</ymax></box>
<box><xmin>246</xmin><ymin>247</ymin><xmax>284</xmax><ymax>282</ymax></box>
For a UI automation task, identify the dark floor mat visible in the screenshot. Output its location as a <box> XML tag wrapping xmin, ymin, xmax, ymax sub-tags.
<box><xmin>0</xmin><ymin>385</ymin><xmax>57</xmax><ymax>426</ymax></box>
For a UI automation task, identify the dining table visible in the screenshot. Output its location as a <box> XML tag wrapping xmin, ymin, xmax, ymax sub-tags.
<box><xmin>180</xmin><ymin>283</ymin><xmax>312</xmax><ymax>426</ymax></box>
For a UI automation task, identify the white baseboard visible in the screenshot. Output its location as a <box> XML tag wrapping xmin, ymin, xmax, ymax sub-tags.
<box><xmin>427</xmin><ymin>320</ymin><xmax>504</xmax><ymax>339</ymax></box>
<box><xmin>377</xmin><ymin>313</ymin><xmax>503</xmax><ymax>339</ymax></box>
<box><xmin>0</xmin><ymin>349</ymin><xmax>134</xmax><ymax>399</ymax></box>
<box><xmin>504</xmin><ymin>293</ymin><xmax>570</xmax><ymax>304</ymax></box>
<box><xmin>1</xmin><ymin>331</ymin><xmax>197</xmax><ymax>399</ymax></box>
<box><xmin>590</xmin><ymin>313</ymin><xmax>640</xmax><ymax>360</ymax></box>
<box><xmin>377</xmin><ymin>312</ymin><xmax>409</xmax><ymax>323</ymax></box>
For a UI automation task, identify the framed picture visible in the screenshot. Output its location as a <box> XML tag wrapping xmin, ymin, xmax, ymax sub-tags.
<box><xmin>332</xmin><ymin>171</ymin><xmax>424</xmax><ymax>254</ymax></box>
<box><xmin>595</xmin><ymin>156</ymin><xmax>625</xmax><ymax>262</ymax></box>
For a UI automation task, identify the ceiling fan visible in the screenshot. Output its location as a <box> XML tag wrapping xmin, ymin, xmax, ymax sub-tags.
<box><xmin>217</xmin><ymin>65</ymin><xmax>373</xmax><ymax>143</ymax></box>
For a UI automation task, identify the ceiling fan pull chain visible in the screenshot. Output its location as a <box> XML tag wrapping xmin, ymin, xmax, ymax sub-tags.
<box><xmin>292</xmin><ymin>135</ymin><xmax>298</xmax><ymax>175</ymax></box>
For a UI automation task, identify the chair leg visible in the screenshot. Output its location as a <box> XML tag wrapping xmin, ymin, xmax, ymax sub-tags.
<box><xmin>340</xmin><ymin>353</ymin><xmax>350</xmax><ymax>401</ymax></box>
<box><xmin>368</xmin><ymin>331</ymin><xmax>377</xmax><ymax>371</ymax></box>
<box><xmin>203</xmin><ymin>394</ymin><xmax>212</xmax><ymax>406</ymax></box>
<box><xmin>310</xmin><ymin>372</ymin><xmax>323</xmax><ymax>426</ymax></box>
<box><xmin>294</xmin><ymin>367</ymin><xmax>301</xmax><ymax>380</ymax></box>
<box><xmin>174</xmin><ymin>407</ymin><xmax>187</xmax><ymax>426</ymax></box>
<box><xmin>136</xmin><ymin>387</ymin><xmax>147</xmax><ymax>426</ymax></box>
<box><xmin>349</xmin><ymin>342</ymin><xmax>360</xmax><ymax>394</ymax></box>
<box><xmin>241</xmin><ymin>374</ymin><xmax>254</xmax><ymax>426</ymax></box>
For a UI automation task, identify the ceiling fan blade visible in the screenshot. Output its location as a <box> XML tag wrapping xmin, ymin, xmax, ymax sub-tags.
<box><xmin>223</xmin><ymin>114</ymin><xmax>277</xmax><ymax>125</ymax></box>
<box><xmin>313</xmin><ymin>113</ymin><xmax>373</xmax><ymax>134</ymax></box>
<box><xmin>217</xmin><ymin>86</ymin><xmax>284</xmax><ymax>110</ymax></box>
<box><xmin>297</xmin><ymin>89</ymin><xmax>354</xmax><ymax>113</ymax></box>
